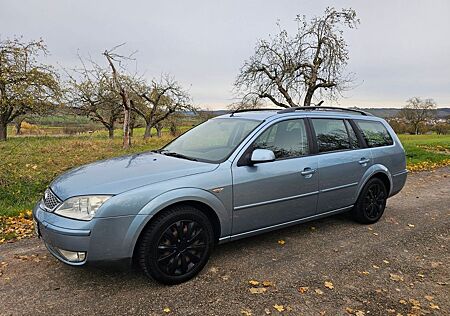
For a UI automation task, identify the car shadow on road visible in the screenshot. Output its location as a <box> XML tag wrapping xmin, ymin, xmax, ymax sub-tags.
<box><xmin>60</xmin><ymin>212</ymin><xmax>359</xmax><ymax>288</ymax></box>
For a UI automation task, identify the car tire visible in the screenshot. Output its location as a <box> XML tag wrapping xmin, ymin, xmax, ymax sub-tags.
<box><xmin>351</xmin><ymin>178</ymin><xmax>388</xmax><ymax>224</ymax></box>
<box><xmin>137</xmin><ymin>205</ymin><xmax>215</xmax><ymax>284</ymax></box>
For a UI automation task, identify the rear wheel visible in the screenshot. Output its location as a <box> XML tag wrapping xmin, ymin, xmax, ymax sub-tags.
<box><xmin>137</xmin><ymin>205</ymin><xmax>214</xmax><ymax>284</ymax></box>
<box><xmin>351</xmin><ymin>178</ymin><xmax>387</xmax><ymax>224</ymax></box>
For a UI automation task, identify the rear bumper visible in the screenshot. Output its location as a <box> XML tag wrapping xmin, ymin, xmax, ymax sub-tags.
<box><xmin>390</xmin><ymin>170</ymin><xmax>408</xmax><ymax>197</ymax></box>
<box><xmin>33</xmin><ymin>203</ymin><xmax>136</xmax><ymax>266</ymax></box>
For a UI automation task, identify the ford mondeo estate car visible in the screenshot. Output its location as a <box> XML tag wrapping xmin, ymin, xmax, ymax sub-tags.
<box><xmin>33</xmin><ymin>107</ymin><xmax>407</xmax><ymax>284</ymax></box>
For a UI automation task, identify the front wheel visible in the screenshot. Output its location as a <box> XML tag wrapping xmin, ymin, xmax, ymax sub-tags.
<box><xmin>351</xmin><ymin>178</ymin><xmax>387</xmax><ymax>224</ymax></box>
<box><xmin>137</xmin><ymin>205</ymin><xmax>214</xmax><ymax>285</ymax></box>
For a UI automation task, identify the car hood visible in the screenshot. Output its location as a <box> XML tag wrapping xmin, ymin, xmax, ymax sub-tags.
<box><xmin>50</xmin><ymin>152</ymin><xmax>218</xmax><ymax>200</ymax></box>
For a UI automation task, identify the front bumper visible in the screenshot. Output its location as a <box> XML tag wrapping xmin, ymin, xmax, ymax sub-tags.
<box><xmin>33</xmin><ymin>203</ymin><xmax>137</xmax><ymax>266</ymax></box>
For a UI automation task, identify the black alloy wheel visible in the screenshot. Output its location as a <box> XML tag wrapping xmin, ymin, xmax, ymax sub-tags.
<box><xmin>352</xmin><ymin>178</ymin><xmax>387</xmax><ymax>224</ymax></box>
<box><xmin>156</xmin><ymin>219</ymin><xmax>208</xmax><ymax>276</ymax></box>
<box><xmin>137</xmin><ymin>205</ymin><xmax>214</xmax><ymax>284</ymax></box>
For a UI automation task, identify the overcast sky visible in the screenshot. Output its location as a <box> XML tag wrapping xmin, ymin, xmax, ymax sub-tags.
<box><xmin>1</xmin><ymin>0</ymin><xmax>449</xmax><ymax>109</ymax></box>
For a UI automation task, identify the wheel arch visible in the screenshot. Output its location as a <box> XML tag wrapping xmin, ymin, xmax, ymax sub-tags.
<box><xmin>124</xmin><ymin>188</ymin><xmax>230</xmax><ymax>260</ymax></box>
<box><xmin>357</xmin><ymin>165</ymin><xmax>393</xmax><ymax>200</ymax></box>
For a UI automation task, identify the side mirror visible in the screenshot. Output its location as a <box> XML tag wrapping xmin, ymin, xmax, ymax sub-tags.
<box><xmin>250</xmin><ymin>149</ymin><xmax>275</xmax><ymax>164</ymax></box>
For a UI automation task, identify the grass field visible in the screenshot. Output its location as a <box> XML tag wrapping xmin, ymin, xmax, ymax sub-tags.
<box><xmin>0</xmin><ymin>133</ymin><xmax>449</xmax><ymax>218</ymax></box>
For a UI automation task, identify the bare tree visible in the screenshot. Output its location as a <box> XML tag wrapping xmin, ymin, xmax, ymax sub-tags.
<box><xmin>65</xmin><ymin>58</ymin><xmax>122</xmax><ymax>139</ymax></box>
<box><xmin>398</xmin><ymin>97</ymin><xmax>437</xmax><ymax>135</ymax></box>
<box><xmin>0</xmin><ymin>37</ymin><xmax>60</xmax><ymax>140</ymax></box>
<box><xmin>131</xmin><ymin>75</ymin><xmax>192</xmax><ymax>139</ymax></box>
<box><xmin>234</xmin><ymin>7</ymin><xmax>359</xmax><ymax>108</ymax></box>
<box><xmin>103</xmin><ymin>47</ymin><xmax>134</xmax><ymax>148</ymax></box>
<box><xmin>228</xmin><ymin>98</ymin><xmax>267</xmax><ymax>111</ymax></box>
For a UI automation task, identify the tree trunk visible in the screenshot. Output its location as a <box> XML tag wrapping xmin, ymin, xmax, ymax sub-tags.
<box><xmin>143</xmin><ymin>123</ymin><xmax>152</xmax><ymax>139</ymax></box>
<box><xmin>14</xmin><ymin>121</ymin><xmax>22</xmax><ymax>135</ymax></box>
<box><xmin>0</xmin><ymin>121</ymin><xmax>7</xmax><ymax>141</ymax></box>
<box><xmin>156</xmin><ymin>126</ymin><xmax>163</xmax><ymax>138</ymax></box>
<box><xmin>303</xmin><ymin>87</ymin><xmax>314</xmax><ymax>107</ymax></box>
<box><xmin>108</xmin><ymin>127</ymin><xmax>114</xmax><ymax>139</ymax></box>
<box><xmin>122</xmin><ymin>108</ymin><xmax>132</xmax><ymax>148</ymax></box>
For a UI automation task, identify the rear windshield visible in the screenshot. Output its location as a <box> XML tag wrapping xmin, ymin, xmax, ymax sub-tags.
<box><xmin>354</xmin><ymin>120</ymin><xmax>394</xmax><ymax>147</ymax></box>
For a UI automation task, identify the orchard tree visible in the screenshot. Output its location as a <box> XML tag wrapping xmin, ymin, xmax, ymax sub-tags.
<box><xmin>399</xmin><ymin>97</ymin><xmax>437</xmax><ymax>135</ymax></box>
<box><xmin>131</xmin><ymin>75</ymin><xmax>191</xmax><ymax>139</ymax></box>
<box><xmin>0</xmin><ymin>38</ymin><xmax>60</xmax><ymax>140</ymax></box>
<box><xmin>66</xmin><ymin>59</ymin><xmax>122</xmax><ymax>139</ymax></box>
<box><xmin>235</xmin><ymin>7</ymin><xmax>359</xmax><ymax>108</ymax></box>
<box><xmin>103</xmin><ymin>48</ymin><xmax>134</xmax><ymax>148</ymax></box>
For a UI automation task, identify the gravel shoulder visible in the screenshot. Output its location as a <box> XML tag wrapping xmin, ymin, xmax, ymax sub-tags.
<box><xmin>0</xmin><ymin>168</ymin><xmax>449</xmax><ymax>316</ymax></box>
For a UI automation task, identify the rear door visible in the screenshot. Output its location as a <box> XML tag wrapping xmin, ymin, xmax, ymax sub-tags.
<box><xmin>311</xmin><ymin>117</ymin><xmax>372</xmax><ymax>213</ymax></box>
<box><xmin>231</xmin><ymin>118</ymin><xmax>319</xmax><ymax>235</ymax></box>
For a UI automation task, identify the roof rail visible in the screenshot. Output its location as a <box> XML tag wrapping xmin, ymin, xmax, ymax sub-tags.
<box><xmin>229</xmin><ymin>108</ymin><xmax>281</xmax><ymax>117</ymax></box>
<box><xmin>277</xmin><ymin>106</ymin><xmax>372</xmax><ymax>116</ymax></box>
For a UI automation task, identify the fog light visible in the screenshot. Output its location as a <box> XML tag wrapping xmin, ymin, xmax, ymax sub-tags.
<box><xmin>57</xmin><ymin>248</ymin><xmax>86</xmax><ymax>262</ymax></box>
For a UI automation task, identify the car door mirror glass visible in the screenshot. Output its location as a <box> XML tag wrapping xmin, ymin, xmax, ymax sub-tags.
<box><xmin>250</xmin><ymin>149</ymin><xmax>275</xmax><ymax>164</ymax></box>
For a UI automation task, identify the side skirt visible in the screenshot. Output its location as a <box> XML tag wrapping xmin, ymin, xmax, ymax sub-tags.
<box><xmin>218</xmin><ymin>205</ymin><xmax>354</xmax><ymax>244</ymax></box>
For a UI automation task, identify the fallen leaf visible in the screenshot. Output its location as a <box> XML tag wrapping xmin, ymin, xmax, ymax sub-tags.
<box><xmin>277</xmin><ymin>240</ymin><xmax>285</xmax><ymax>245</ymax></box>
<box><xmin>424</xmin><ymin>295</ymin><xmax>434</xmax><ymax>301</ymax></box>
<box><xmin>355</xmin><ymin>311</ymin><xmax>365</xmax><ymax>316</ymax></box>
<box><xmin>262</xmin><ymin>281</ymin><xmax>273</xmax><ymax>287</ymax></box>
<box><xmin>429</xmin><ymin>303</ymin><xmax>440</xmax><ymax>310</ymax></box>
<box><xmin>345</xmin><ymin>307</ymin><xmax>354</xmax><ymax>314</ymax></box>
<box><xmin>273</xmin><ymin>304</ymin><xmax>285</xmax><ymax>312</ymax></box>
<box><xmin>399</xmin><ymin>299</ymin><xmax>407</xmax><ymax>305</ymax></box>
<box><xmin>298</xmin><ymin>286</ymin><xmax>309</xmax><ymax>294</ymax></box>
<box><xmin>324</xmin><ymin>281</ymin><xmax>334</xmax><ymax>289</ymax></box>
<box><xmin>389</xmin><ymin>273</ymin><xmax>404</xmax><ymax>282</ymax></box>
<box><xmin>249</xmin><ymin>287</ymin><xmax>267</xmax><ymax>294</ymax></box>
<box><xmin>409</xmin><ymin>298</ymin><xmax>420</xmax><ymax>307</ymax></box>
<box><xmin>248</xmin><ymin>280</ymin><xmax>260</xmax><ymax>286</ymax></box>
<box><xmin>241</xmin><ymin>309</ymin><xmax>252</xmax><ymax>316</ymax></box>
<box><xmin>386</xmin><ymin>308</ymin><xmax>395</xmax><ymax>313</ymax></box>
<box><xmin>315</xmin><ymin>289</ymin><xmax>324</xmax><ymax>295</ymax></box>
<box><xmin>163</xmin><ymin>307</ymin><xmax>171</xmax><ymax>313</ymax></box>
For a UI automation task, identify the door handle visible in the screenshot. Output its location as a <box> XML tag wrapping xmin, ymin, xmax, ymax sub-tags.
<box><xmin>358</xmin><ymin>158</ymin><xmax>370</xmax><ymax>165</ymax></box>
<box><xmin>301</xmin><ymin>167</ymin><xmax>316</xmax><ymax>177</ymax></box>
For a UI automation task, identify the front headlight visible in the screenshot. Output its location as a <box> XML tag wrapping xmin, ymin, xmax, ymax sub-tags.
<box><xmin>54</xmin><ymin>195</ymin><xmax>111</xmax><ymax>221</ymax></box>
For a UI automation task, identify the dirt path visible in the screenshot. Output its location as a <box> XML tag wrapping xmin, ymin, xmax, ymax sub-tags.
<box><xmin>1</xmin><ymin>168</ymin><xmax>449</xmax><ymax>316</ymax></box>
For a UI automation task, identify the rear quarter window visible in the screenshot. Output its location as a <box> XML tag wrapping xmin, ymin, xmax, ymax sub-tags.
<box><xmin>355</xmin><ymin>120</ymin><xmax>394</xmax><ymax>147</ymax></box>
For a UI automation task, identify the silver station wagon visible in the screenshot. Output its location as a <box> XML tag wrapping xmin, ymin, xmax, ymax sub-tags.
<box><xmin>33</xmin><ymin>107</ymin><xmax>407</xmax><ymax>284</ymax></box>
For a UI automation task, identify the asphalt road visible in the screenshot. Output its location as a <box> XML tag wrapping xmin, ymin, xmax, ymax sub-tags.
<box><xmin>0</xmin><ymin>168</ymin><xmax>449</xmax><ymax>316</ymax></box>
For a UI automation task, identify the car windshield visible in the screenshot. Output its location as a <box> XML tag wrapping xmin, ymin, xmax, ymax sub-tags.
<box><xmin>161</xmin><ymin>118</ymin><xmax>262</xmax><ymax>163</ymax></box>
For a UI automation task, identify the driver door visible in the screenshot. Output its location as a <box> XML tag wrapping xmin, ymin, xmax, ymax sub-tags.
<box><xmin>231</xmin><ymin>118</ymin><xmax>318</xmax><ymax>235</ymax></box>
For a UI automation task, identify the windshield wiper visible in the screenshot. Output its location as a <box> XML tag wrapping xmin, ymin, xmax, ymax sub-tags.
<box><xmin>159</xmin><ymin>150</ymin><xmax>198</xmax><ymax>161</ymax></box>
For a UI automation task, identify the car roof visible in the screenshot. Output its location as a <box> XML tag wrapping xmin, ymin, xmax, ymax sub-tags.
<box><xmin>215</xmin><ymin>107</ymin><xmax>379</xmax><ymax>121</ymax></box>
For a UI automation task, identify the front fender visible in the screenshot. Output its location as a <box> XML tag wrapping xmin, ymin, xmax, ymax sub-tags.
<box><xmin>122</xmin><ymin>187</ymin><xmax>230</xmax><ymax>258</ymax></box>
<box><xmin>356</xmin><ymin>164</ymin><xmax>393</xmax><ymax>200</ymax></box>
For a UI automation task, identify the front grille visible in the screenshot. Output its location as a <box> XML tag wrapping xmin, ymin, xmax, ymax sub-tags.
<box><xmin>42</xmin><ymin>188</ymin><xmax>61</xmax><ymax>211</ymax></box>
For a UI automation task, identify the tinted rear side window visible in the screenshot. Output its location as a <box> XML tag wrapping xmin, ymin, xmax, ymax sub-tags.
<box><xmin>311</xmin><ymin>119</ymin><xmax>353</xmax><ymax>153</ymax></box>
<box><xmin>355</xmin><ymin>120</ymin><xmax>393</xmax><ymax>147</ymax></box>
